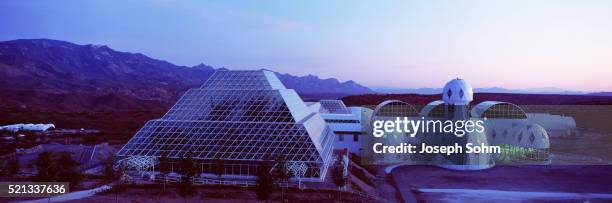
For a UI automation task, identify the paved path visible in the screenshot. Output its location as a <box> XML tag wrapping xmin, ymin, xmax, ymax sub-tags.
<box><xmin>18</xmin><ymin>185</ymin><xmax>111</xmax><ymax>203</ymax></box>
<box><xmin>390</xmin><ymin>165</ymin><xmax>612</xmax><ymax>202</ymax></box>
<box><xmin>418</xmin><ymin>188</ymin><xmax>612</xmax><ymax>202</ymax></box>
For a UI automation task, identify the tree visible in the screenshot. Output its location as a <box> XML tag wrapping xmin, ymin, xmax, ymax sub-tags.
<box><xmin>110</xmin><ymin>172</ymin><xmax>126</xmax><ymax>203</ymax></box>
<box><xmin>23</xmin><ymin>131</ymin><xmax>38</xmax><ymax>142</ymax></box>
<box><xmin>7</xmin><ymin>157</ymin><xmax>20</xmax><ymax>176</ymax></box>
<box><xmin>212</xmin><ymin>157</ymin><xmax>225</xmax><ymax>183</ymax></box>
<box><xmin>178</xmin><ymin>175</ymin><xmax>194</xmax><ymax>202</ymax></box>
<box><xmin>332</xmin><ymin>155</ymin><xmax>348</xmax><ymax>188</ymax></box>
<box><xmin>101</xmin><ymin>153</ymin><xmax>122</xmax><ymax>182</ymax></box>
<box><xmin>0</xmin><ymin>163</ymin><xmax>5</xmax><ymax>176</ymax></box>
<box><xmin>273</xmin><ymin>154</ymin><xmax>293</xmax><ymax>201</ymax></box>
<box><xmin>255</xmin><ymin>154</ymin><xmax>274</xmax><ymax>201</ymax></box>
<box><xmin>332</xmin><ymin>155</ymin><xmax>348</xmax><ymax>201</ymax></box>
<box><xmin>33</xmin><ymin>152</ymin><xmax>58</xmax><ymax>182</ymax></box>
<box><xmin>212</xmin><ymin>157</ymin><xmax>225</xmax><ymax>197</ymax></box>
<box><xmin>178</xmin><ymin>151</ymin><xmax>196</xmax><ymax>201</ymax></box>
<box><xmin>180</xmin><ymin>151</ymin><xmax>196</xmax><ymax>178</ymax></box>
<box><xmin>101</xmin><ymin>154</ymin><xmax>126</xmax><ymax>203</ymax></box>
<box><xmin>157</xmin><ymin>151</ymin><xmax>171</xmax><ymax>194</ymax></box>
<box><xmin>0</xmin><ymin>129</ymin><xmax>11</xmax><ymax>136</ymax></box>
<box><xmin>33</xmin><ymin>152</ymin><xmax>82</xmax><ymax>189</ymax></box>
<box><xmin>56</xmin><ymin>152</ymin><xmax>82</xmax><ymax>190</ymax></box>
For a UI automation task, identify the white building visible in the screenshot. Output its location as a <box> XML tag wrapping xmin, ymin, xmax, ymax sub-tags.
<box><xmin>307</xmin><ymin>100</ymin><xmax>364</xmax><ymax>154</ymax></box>
<box><xmin>366</xmin><ymin>78</ymin><xmax>551</xmax><ymax>170</ymax></box>
<box><xmin>0</xmin><ymin>123</ymin><xmax>55</xmax><ymax>132</ymax></box>
<box><xmin>526</xmin><ymin>113</ymin><xmax>577</xmax><ymax>137</ymax></box>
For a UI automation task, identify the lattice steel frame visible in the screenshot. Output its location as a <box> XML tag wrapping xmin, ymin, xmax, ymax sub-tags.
<box><xmin>319</xmin><ymin>100</ymin><xmax>351</xmax><ymax>114</ymax></box>
<box><xmin>116</xmin><ymin>70</ymin><xmax>335</xmax><ymax>181</ymax></box>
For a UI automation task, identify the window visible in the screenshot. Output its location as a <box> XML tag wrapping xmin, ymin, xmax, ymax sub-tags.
<box><xmin>339</xmin><ymin>134</ymin><xmax>344</xmax><ymax>141</ymax></box>
<box><xmin>320</xmin><ymin>100</ymin><xmax>351</xmax><ymax>114</ymax></box>
<box><xmin>353</xmin><ymin>134</ymin><xmax>359</xmax><ymax>142</ymax></box>
<box><xmin>324</xmin><ymin>119</ymin><xmax>359</xmax><ymax>123</ymax></box>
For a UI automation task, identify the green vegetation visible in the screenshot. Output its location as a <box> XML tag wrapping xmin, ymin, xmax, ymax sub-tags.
<box><xmin>273</xmin><ymin>154</ymin><xmax>293</xmax><ymax>201</ymax></box>
<box><xmin>212</xmin><ymin>157</ymin><xmax>225</xmax><ymax>184</ymax></box>
<box><xmin>33</xmin><ymin>151</ymin><xmax>83</xmax><ymax>189</ymax></box>
<box><xmin>178</xmin><ymin>151</ymin><xmax>196</xmax><ymax>199</ymax></box>
<box><xmin>255</xmin><ymin>154</ymin><xmax>274</xmax><ymax>200</ymax></box>
<box><xmin>157</xmin><ymin>151</ymin><xmax>171</xmax><ymax>193</ymax></box>
<box><xmin>333</xmin><ymin>155</ymin><xmax>349</xmax><ymax>201</ymax></box>
<box><xmin>33</xmin><ymin>152</ymin><xmax>56</xmax><ymax>181</ymax></box>
<box><xmin>101</xmin><ymin>153</ymin><xmax>126</xmax><ymax>203</ymax></box>
<box><xmin>0</xmin><ymin>156</ymin><xmax>20</xmax><ymax>176</ymax></box>
<box><xmin>57</xmin><ymin>152</ymin><xmax>82</xmax><ymax>189</ymax></box>
<box><xmin>7</xmin><ymin>156</ymin><xmax>20</xmax><ymax>175</ymax></box>
<box><xmin>333</xmin><ymin>155</ymin><xmax>348</xmax><ymax>189</ymax></box>
<box><xmin>212</xmin><ymin>157</ymin><xmax>226</xmax><ymax>198</ymax></box>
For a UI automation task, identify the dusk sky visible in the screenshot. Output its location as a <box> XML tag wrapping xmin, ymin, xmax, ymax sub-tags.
<box><xmin>1</xmin><ymin>0</ymin><xmax>611</xmax><ymax>91</ymax></box>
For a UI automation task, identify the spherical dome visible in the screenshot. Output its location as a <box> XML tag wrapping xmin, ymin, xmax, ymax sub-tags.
<box><xmin>442</xmin><ymin>78</ymin><xmax>473</xmax><ymax>105</ymax></box>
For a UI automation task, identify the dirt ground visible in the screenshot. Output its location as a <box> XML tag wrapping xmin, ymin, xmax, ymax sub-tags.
<box><xmin>64</xmin><ymin>185</ymin><xmax>375</xmax><ymax>203</ymax></box>
<box><xmin>550</xmin><ymin>130</ymin><xmax>612</xmax><ymax>164</ymax></box>
<box><xmin>392</xmin><ymin>165</ymin><xmax>612</xmax><ymax>202</ymax></box>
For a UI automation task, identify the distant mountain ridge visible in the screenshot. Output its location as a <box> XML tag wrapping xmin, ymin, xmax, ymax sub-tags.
<box><xmin>588</xmin><ymin>92</ymin><xmax>612</xmax><ymax>96</ymax></box>
<box><xmin>0</xmin><ymin>39</ymin><xmax>373</xmax><ymax>111</ymax></box>
<box><xmin>342</xmin><ymin>93</ymin><xmax>612</xmax><ymax>106</ymax></box>
<box><xmin>276</xmin><ymin>73</ymin><xmax>373</xmax><ymax>95</ymax></box>
<box><xmin>371</xmin><ymin>86</ymin><xmax>585</xmax><ymax>95</ymax></box>
<box><xmin>0</xmin><ymin>39</ymin><xmax>216</xmax><ymax>101</ymax></box>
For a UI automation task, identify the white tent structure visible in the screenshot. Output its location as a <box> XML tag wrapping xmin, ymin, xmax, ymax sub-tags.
<box><xmin>0</xmin><ymin>123</ymin><xmax>55</xmax><ymax>132</ymax></box>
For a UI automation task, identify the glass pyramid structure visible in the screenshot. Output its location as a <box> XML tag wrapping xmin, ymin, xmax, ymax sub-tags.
<box><xmin>319</xmin><ymin>99</ymin><xmax>351</xmax><ymax>114</ymax></box>
<box><xmin>117</xmin><ymin>70</ymin><xmax>335</xmax><ymax>181</ymax></box>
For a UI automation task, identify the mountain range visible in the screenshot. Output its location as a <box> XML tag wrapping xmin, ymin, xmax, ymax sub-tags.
<box><xmin>1</xmin><ymin>38</ymin><xmax>608</xmax><ymax>113</ymax></box>
<box><xmin>371</xmin><ymin>86</ymin><xmax>585</xmax><ymax>95</ymax></box>
<box><xmin>0</xmin><ymin>39</ymin><xmax>373</xmax><ymax>111</ymax></box>
<box><xmin>2</xmin><ymin>38</ymin><xmax>611</xmax><ymax>139</ymax></box>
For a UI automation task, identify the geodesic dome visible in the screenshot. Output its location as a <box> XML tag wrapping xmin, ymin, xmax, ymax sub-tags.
<box><xmin>442</xmin><ymin>78</ymin><xmax>473</xmax><ymax>105</ymax></box>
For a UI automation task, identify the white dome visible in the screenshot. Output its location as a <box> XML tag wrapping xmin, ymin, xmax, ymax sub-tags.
<box><xmin>520</xmin><ymin>124</ymin><xmax>550</xmax><ymax>149</ymax></box>
<box><xmin>442</xmin><ymin>78</ymin><xmax>473</xmax><ymax>105</ymax></box>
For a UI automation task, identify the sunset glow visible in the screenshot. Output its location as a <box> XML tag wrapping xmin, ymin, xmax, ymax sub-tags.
<box><xmin>1</xmin><ymin>0</ymin><xmax>611</xmax><ymax>91</ymax></box>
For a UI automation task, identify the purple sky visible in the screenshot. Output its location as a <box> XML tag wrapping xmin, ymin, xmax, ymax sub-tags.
<box><xmin>1</xmin><ymin>0</ymin><xmax>611</xmax><ymax>91</ymax></box>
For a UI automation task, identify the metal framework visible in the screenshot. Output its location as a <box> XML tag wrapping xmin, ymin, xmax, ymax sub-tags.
<box><xmin>370</xmin><ymin>100</ymin><xmax>421</xmax><ymax>164</ymax></box>
<box><xmin>419</xmin><ymin>100</ymin><xmax>446</xmax><ymax>118</ymax></box>
<box><xmin>115</xmin><ymin>156</ymin><xmax>157</xmax><ymax>174</ymax></box>
<box><xmin>116</xmin><ymin>70</ymin><xmax>335</xmax><ymax>181</ymax></box>
<box><xmin>471</xmin><ymin>101</ymin><xmax>527</xmax><ymax>119</ymax></box>
<box><xmin>287</xmin><ymin>161</ymin><xmax>308</xmax><ymax>189</ymax></box>
<box><xmin>319</xmin><ymin>100</ymin><xmax>351</xmax><ymax>114</ymax></box>
<box><xmin>372</xmin><ymin>100</ymin><xmax>418</xmax><ymax>118</ymax></box>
